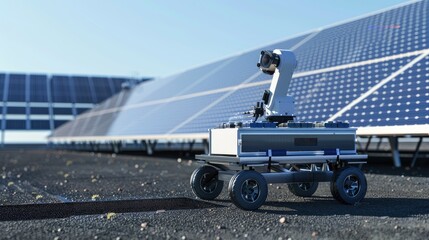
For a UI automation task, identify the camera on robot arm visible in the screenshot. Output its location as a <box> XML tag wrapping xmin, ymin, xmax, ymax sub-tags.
<box><xmin>244</xmin><ymin>49</ymin><xmax>297</xmax><ymax>124</ymax></box>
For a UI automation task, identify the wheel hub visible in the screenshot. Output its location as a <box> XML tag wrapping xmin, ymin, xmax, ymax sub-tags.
<box><xmin>200</xmin><ymin>173</ymin><xmax>217</xmax><ymax>193</ymax></box>
<box><xmin>343</xmin><ymin>175</ymin><xmax>360</xmax><ymax>197</ymax></box>
<box><xmin>241</xmin><ymin>179</ymin><xmax>260</xmax><ymax>202</ymax></box>
<box><xmin>298</xmin><ymin>183</ymin><xmax>311</xmax><ymax>191</ymax></box>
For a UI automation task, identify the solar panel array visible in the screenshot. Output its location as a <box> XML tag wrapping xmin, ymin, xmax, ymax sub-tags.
<box><xmin>51</xmin><ymin>0</ymin><xmax>429</xmax><ymax>141</ymax></box>
<box><xmin>0</xmin><ymin>73</ymin><xmax>135</xmax><ymax>133</ymax></box>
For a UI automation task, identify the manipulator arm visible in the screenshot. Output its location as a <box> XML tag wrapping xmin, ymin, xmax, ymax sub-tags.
<box><xmin>255</xmin><ymin>49</ymin><xmax>297</xmax><ymax>123</ymax></box>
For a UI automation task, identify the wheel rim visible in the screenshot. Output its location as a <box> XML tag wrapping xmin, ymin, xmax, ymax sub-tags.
<box><xmin>240</xmin><ymin>179</ymin><xmax>260</xmax><ymax>203</ymax></box>
<box><xmin>298</xmin><ymin>183</ymin><xmax>312</xmax><ymax>191</ymax></box>
<box><xmin>200</xmin><ymin>173</ymin><xmax>218</xmax><ymax>193</ymax></box>
<box><xmin>342</xmin><ymin>175</ymin><xmax>360</xmax><ymax>197</ymax></box>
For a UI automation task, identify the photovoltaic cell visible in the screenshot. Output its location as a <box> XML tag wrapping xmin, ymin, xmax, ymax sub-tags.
<box><xmin>174</xmin><ymin>84</ymin><xmax>268</xmax><ymax>134</ymax></box>
<box><xmin>51</xmin><ymin>76</ymin><xmax>73</xmax><ymax>103</ymax></box>
<box><xmin>29</xmin><ymin>75</ymin><xmax>48</xmax><ymax>102</ymax></box>
<box><xmin>290</xmin><ymin>56</ymin><xmax>416</xmax><ymax>122</ymax></box>
<box><xmin>293</xmin><ymin>1</ymin><xmax>428</xmax><ymax>72</ymax></box>
<box><xmin>7</xmin><ymin>74</ymin><xmax>26</xmax><ymax>102</ymax></box>
<box><xmin>338</xmin><ymin>55</ymin><xmax>429</xmax><ymax>126</ymax></box>
<box><xmin>108</xmin><ymin>92</ymin><xmax>224</xmax><ymax>136</ymax></box>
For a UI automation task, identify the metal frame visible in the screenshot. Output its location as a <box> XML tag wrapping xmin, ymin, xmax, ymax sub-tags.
<box><xmin>357</xmin><ymin>126</ymin><xmax>429</xmax><ymax>167</ymax></box>
<box><xmin>196</xmin><ymin>151</ymin><xmax>366</xmax><ymax>186</ymax></box>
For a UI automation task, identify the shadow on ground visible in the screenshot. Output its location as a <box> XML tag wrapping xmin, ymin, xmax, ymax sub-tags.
<box><xmin>260</xmin><ymin>197</ymin><xmax>429</xmax><ymax>217</ymax></box>
<box><xmin>0</xmin><ymin>197</ymin><xmax>221</xmax><ymax>221</ymax></box>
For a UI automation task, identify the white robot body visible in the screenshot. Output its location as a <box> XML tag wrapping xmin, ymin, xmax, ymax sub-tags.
<box><xmin>256</xmin><ymin>49</ymin><xmax>297</xmax><ymax>122</ymax></box>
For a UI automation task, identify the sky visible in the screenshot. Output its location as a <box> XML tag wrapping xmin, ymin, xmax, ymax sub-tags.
<box><xmin>0</xmin><ymin>0</ymin><xmax>412</xmax><ymax>78</ymax></box>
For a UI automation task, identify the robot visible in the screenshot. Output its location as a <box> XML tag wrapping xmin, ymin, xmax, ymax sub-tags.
<box><xmin>190</xmin><ymin>49</ymin><xmax>368</xmax><ymax>210</ymax></box>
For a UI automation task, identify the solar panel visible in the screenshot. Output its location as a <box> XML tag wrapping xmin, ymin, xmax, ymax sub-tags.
<box><xmin>291</xmin><ymin>56</ymin><xmax>416</xmax><ymax>123</ymax></box>
<box><xmin>50</xmin><ymin>0</ymin><xmax>429</xmax><ymax>143</ymax></box>
<box><xmin>338</xmin><ymin>55</ymin><xmax>429</xmax><ymax>126</ymax></box>
<box><xmin>293</xmin><ymin>0</ymin><xmax>428</xmax><ymax>72</ymax></box>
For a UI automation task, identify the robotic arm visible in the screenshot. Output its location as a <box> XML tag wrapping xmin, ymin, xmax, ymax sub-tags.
<box><xmin>253</xmin><ymin>49</ymin><xmax>297</xmax><ymax>123</ymax></box>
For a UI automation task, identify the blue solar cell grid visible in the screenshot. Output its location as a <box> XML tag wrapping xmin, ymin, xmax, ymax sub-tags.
<box><xmin>293</xmin><ymin>0</ymin><xmax>428</xmax><ymax>72</ymax></box>
<box><xmin>290</xmin><ymin>56</ymin><xmax>415</xmax><ymax>122</ymax></box>
<box><xmin>108</xmin><ymin>92</ymin><xmax>224</xmax><ymax>136</ymax></box>
<box><xmin>175</xmin><ymin>84</ymin><xmax>267</xmax><ymax>134</ymax></box>
<box><xmin>341</xmin><ymin>55</ymin><xmax>429</xmax><ymax>126</ymax></box>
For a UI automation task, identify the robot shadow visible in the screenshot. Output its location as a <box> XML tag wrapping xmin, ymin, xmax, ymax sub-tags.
<box><xmin>0</xmin><ymin>197</ymin><xmax>221</xmax><ymax>221</ymax></box>
<box><xmin>260</xmin><ymin>197</ymin><xmax>429</xmax><ymax>217</ymax></box>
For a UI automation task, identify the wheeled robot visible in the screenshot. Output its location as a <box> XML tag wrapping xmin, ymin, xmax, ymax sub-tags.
<box><xmin>190</xmin><ymin>49</ymin><xmax>368</xmax><ymax>210</ymax></box>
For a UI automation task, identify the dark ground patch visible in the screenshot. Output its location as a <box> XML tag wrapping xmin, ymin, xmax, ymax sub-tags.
<box><xmin>0</xmin><ymin>149</ymin><xmax>428</xmax><ymax>239</ymax></box>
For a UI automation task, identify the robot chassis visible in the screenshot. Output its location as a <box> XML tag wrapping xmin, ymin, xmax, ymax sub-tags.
<box><xmin>190</xmin><ymin>49</ymin><xmax>368</xmax><ymax>210</ymax></box>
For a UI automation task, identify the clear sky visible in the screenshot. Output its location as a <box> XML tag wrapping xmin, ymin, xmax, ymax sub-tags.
<box><xmin>0</xmin><ymin>0</ymin><xmax>411</xmax><ymax>78</ymax></box>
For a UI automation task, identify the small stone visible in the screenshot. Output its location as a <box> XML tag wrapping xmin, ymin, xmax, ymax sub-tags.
<box><xmin>54</xmin><ymin>237</ymin><xmax>60</xmax><ymax>240</ymax></box>
<box><xmin>57</xmin><ymin>228</ymin><xmax>62</xmax><ymax>232</ymax></box>
<box><xmin>91</xmin><ymin>194</ymin><xmax>100</xmax><ymax>201</ymax></box>
<box><xmin>106</xmin><ymin>212</ymin><xmax>116</xmax><ymax>220</ymax></box>
<box><xmin>177</xmin><ymin>158</ymin><xmax>182</xmax><ymax>163</ymax></box>
<box><xmin>216</xmin><ymin>225</ymin><xmax>225</xmax><ymax>229</ymax></box>
<box><xmin>394</xmin><ymin>225</ymin><xmax>399</xmax><ymax>230</ymax></box>
<box><xmin>117</xmin><ymin>188</ymin><xmax>123</xmax><ymax>192</ymax></box>
<box><xmin>279</xmin><ymin>217</ymin><xmax>287</xmax><ymax>224</ymax></box>
<box><xmin>156</xmin><ymin>209</ymin><xmax>166</xmax><ymax>214</ymax></box>
<box><xmin>141</xmin><ymin>222</ymin><xmax>148</xmax><ymax>228</ymax></box>
<box><xmin>312</xmin><ymin>231</ymin><xmax>319</xmax><ymax>237</ymax></box>
<box><xmin>35</xmin><ymin>195</ymin><xmax>43</xmax><ymax>200</ymax></box>
<box><xmin>181</xmin><ymin>236</ymin><xmax>186</xmax><ymax>240</ymax></box>
<box><xmin>134</xmin><ymin>164</ymin><xmax>139</xmax><ymax>169</ymax></box>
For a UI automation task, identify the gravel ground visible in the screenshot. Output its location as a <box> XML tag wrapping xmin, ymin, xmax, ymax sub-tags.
<box><xmin>0</xmin><ymin>149</ymin><xmax>428</xmax><ymax>239</ymax></box>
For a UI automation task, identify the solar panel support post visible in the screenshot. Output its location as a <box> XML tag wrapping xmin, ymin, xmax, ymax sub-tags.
<box><xmin>410</xmin><ymin>136</ymin><xmax>423</xmax><ymax>168</ymax></box>
<box><xmin>364</xmin><ymin>136</ymin><xmax>373</xmax><ymax>152</ymax></box>
<box><xmin>376</xmin><ymin>137</ymin><xmax>384</xmax><ymax>151</ymax></box>
<box><xmin>143</xmin><ymin>140</ymin><xmax>157</xmax><ymax>155</ymax></box>
<box><xmin>111</xmin><ymin>141</ymin><xmax>121</xmax><ymax>153</ymax></box>
<box><xmin>388</xmin><ymin>136</ymin><xmax>401</xmax><ymax>168</ymax></box>
<box><xmin>188</xmin><ymin>140</ymin><xmax>196</xmax><ymax>152</ymax></box>
<box><xmin>202</xmin><ymin>139</ymin><xmax>209</xmax><ymax>154</ymax></box>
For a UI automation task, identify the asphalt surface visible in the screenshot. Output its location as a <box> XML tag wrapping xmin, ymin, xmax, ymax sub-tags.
<box><xmin>0</xmin><ymin>149</ymin><xmax>428</xmax><ymax>239</ymax></box>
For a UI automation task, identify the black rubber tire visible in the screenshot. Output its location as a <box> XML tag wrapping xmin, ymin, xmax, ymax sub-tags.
<box><xmin>330</xmin><ymin>166</ymin><xmax>367</xmax><ymax>204</ymax></box>
<box><xmin>287</xmin><ymin>182</ymin><xmax>319</xmax><ymax>197</ymax></box>
<box><xmin>228</xmin><ymin>171</ymin><xmax>268</xmax><ymax>210</ymax></box>
<box><xmin>190</xmin><ymin>165</ymin><xmax>223</xmax><ymax>200</ymax></box>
